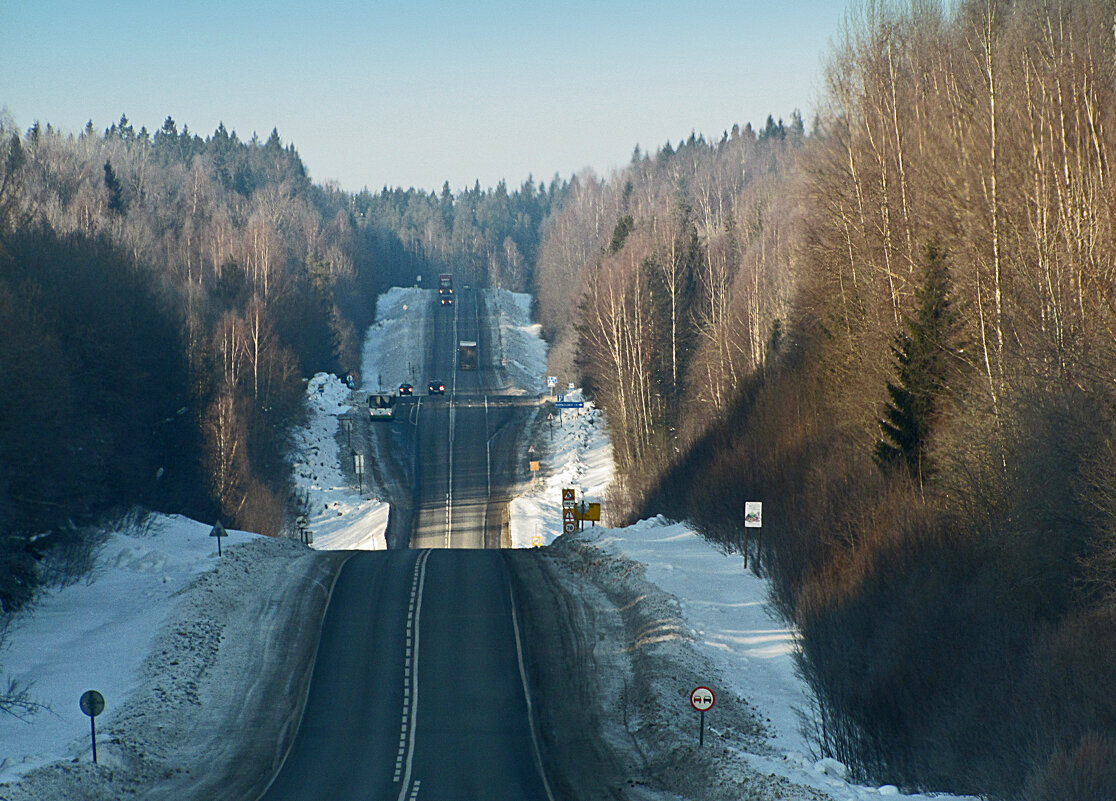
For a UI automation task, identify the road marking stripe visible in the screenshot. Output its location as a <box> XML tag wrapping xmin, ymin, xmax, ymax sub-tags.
<box><xmin>506</xmin><ymin>569</ymin><xmax>558</xmax><ymax>801</ymax></box>
<box><xmin>395</xmin><ymin>549</ymin><xmax>430</xmax><ymax>797</ymax></box>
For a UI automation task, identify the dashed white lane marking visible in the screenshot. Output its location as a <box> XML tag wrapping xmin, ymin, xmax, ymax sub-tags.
<box><xmin>395</xmin><ymin>549</ymin><xmax>431</xmax><ymax>800</ymax></box>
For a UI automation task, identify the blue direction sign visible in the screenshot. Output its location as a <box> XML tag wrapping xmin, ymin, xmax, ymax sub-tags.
<box><xmin>555</xmin><ymin>401</ymin><xmax>584</xmax><ymax>409</ymax></box>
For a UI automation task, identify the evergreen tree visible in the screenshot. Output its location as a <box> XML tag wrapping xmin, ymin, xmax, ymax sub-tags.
<box><xmin>608</xmin><ymin>214</ymin><xmax>634</xmax><ymax>254</ymax></box>
<box><xmin>875</xmin><ymin>243</ymin><xmax>958</xmax><ymax>482</ymax></box>
<box><xmin>103</xmin><ymin>160</ymin><xmax>126</xmax><ymax>214</ymax></box>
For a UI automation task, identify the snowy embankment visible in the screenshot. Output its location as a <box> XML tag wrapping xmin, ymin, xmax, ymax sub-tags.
<box><xmin>0</xmin><ymin>516</ymin><xmax>259</xmax><ymax>784</ymax></box>
<box><xmin>292</xmin><ymin>286</ymin><xmax>430</xmax><ymax>551</ymax></box>
<box><xmin>360</xmin><ymin>286</ymin><xmax>430</xmax><ymax>393</ymax></box>
<box><xmin>485</xmin><ymin>288</ymin><xmax>547</xmax><ymax>394</ymax></box>
<box><xmin>510</xmin><ymin>372</ymin><xmax>975</xmax><ymax>800</ymax></box>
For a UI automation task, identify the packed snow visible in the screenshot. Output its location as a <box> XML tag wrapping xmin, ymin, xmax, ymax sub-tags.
<box><xmin>0</xmin><ymin>515</ymin><xmax>257</xmax><ymax>782</ymax></box>
<box><xmin>0</xmin><ymin>286</ymin><xmax>976</xmax><ymax>801</ymax></box>
<box><xmin>485</xmin><ymin>288</ymin><xmax>547</xmax><ymax>394</ymax></box>
<box><xmin>292</xmin><ymin>373</ymin><xmax>388</xmax><ymax>551</ymax></box>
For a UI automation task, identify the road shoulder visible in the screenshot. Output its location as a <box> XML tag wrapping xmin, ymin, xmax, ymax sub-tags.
<box><xmin>0</xmin><ymin>538</ymin><xmax>347</xmax><ymax>801</ymax></box>
<box><xmin>507</xmin><ymin>537</ymin><xmax>830</xmax><ymax>801</ymax></box>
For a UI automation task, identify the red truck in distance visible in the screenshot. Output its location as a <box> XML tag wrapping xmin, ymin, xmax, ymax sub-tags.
<box><xmin>438</xmin><ymin>274</ymin><xmax>453</xmax><ymax>306</ymax></box>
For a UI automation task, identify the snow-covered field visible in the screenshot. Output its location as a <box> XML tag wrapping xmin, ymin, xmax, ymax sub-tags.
<box><xmin>0</xmin><ymin>516</ymin><xmax>258</xmax><ymax>782</ymax></box>
<box><xmin>0</xmin><ymin>286</ymin><xmax>975</xmax><ymax>801</ymax></box>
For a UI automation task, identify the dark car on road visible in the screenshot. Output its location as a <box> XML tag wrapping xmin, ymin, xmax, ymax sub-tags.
<box><xmin>428</xmin><ymin>380</ymin><xmax>445</xmax><ymax>395</ymax></box>
<box><xmin>399</xmin><ymin>383</ymin><xmax>413</xmax><ymax>396</ymax></box>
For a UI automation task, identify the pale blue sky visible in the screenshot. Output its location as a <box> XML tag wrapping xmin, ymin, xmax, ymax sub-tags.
<box><xmin>1</xmin><ymin>0</ymin><xmax>849</xmax><ymax>192</ymax></box>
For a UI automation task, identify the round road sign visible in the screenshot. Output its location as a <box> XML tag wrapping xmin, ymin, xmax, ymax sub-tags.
<box><xmin>690</xmin><ymin>686</ymin><xmax>714</xmax><ymax>712</ymax></box>
<box><xmin>80</xmin><ymin>689</ymin><xmax>105</xmax><ymax>717</ymax></box>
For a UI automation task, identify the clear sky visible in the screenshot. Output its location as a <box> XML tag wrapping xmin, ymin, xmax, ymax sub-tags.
<box><xmin>1</xmin><ymin>0</ymin><xmax>849</xmax><ymax>193</ymax></box>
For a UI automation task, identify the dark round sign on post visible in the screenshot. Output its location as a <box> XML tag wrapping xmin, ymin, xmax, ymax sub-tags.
<box><xmin>80</xmin><ymin>690</ymin><xmax>105</xmax><ymax>764</ymax></box>
<box><xmin>80</xmin><ymin>689</ymin><xmax>104</xmax><ymax>717</ymax></box>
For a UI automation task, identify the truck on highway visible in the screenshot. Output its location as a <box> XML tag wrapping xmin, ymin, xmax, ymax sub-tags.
<box><xmin>368</xmin><ymin>392</ymin><xmax>396</xmax><ymax>421</ymax></box>
<box><xmin>438</xmin><ymin>273</ymin><xmax>454</xmax><ymax>306</ymax></box>
<box><xmin>458</xmin><ymin>340</ymin><xmax>477</xmax><ymax>370</ymax></box>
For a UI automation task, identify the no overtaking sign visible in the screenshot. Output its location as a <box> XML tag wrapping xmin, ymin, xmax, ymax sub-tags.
<box><xmin>691</xmin><ymin>686</ymin><xmax>714</xmax><ymax>747</ymax></box>
<box><xmin>690</xmin><ymin>686</ymin><xmax>714</xmax><ymax>711</ymax></box>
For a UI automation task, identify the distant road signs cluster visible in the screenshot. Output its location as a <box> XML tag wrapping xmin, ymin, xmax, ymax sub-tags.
<box><xmin>554</xmin><ymin>394</ymin><xmax>584</xmax><ymax>410</ymax></box>
<box><xmin>562</xmin><ymin>488</ymin><xmax>577</xmax><ymax>535</ymax></box>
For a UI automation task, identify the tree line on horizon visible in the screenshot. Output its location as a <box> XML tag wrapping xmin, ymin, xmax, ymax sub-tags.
<box><xmin>0</xmin><ymin>111</ymin><xmax>557</xmax><ymax>615</ymax></box>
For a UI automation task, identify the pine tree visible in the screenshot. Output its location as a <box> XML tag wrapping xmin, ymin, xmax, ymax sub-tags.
<box><xmin>103</xmin><ymin>160</ymin><xmax>126</xmax><ymax>214</ymax></box>
<box><xmin>875</xmin><ymin>243</ymin><xmax>958</xmax><ymax>482</ymax></box>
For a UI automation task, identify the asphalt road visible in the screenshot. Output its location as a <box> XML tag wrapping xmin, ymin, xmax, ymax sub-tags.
<box><xmin>255</xmin><ymin>287</ymin><xmax>558</xmax><ymax>800</ymax></box>
<box><xmin>256</xmin><ymin>548</ymin><xmax>555</xmax><ymax>801</ymax></box>
<box><xmin>410</xmin><ymin>286</ymin><xmax>533</xmax><ymax>549</ymax></box>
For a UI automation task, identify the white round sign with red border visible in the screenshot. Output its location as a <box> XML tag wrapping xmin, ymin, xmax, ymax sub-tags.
<box><xmin>690</xmin><ymin>686</ymin><xmax>714</xmax><ymax>712</ymax></box>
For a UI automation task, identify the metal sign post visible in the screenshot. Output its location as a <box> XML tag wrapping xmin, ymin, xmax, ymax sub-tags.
<box><xmin>690</xmin><ymin>686</ymin><xmax>715</xmax><ymax>747</ymax></box>
<box><xmin>354</xmin><ymin>453</ymin><xmax>365</xmax><ymax>495</ymax></box>
<box><xmin>80</xmin><ymin>690</ymin><xmax>105</xmax><ymax>763</ymax></box>
<box><xmin>744</xmin><ymin>501</ymin><xmax>762</xmax><ymax>572</ymax></box>
<box><xmin>209</xmin><ymin>520</ymin><xmax>228</xmax><ymax>556</ymax></box>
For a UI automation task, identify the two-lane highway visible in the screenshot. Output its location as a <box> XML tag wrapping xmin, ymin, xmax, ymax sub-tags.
<box><xmin>411</xmin><ymin>286</ymin><xmax>532</xmax><ymax>549</ymax></box>
<box><xmin>257</xmin><ymin>549</ymin><xmax>554</xmax><ymax>801</ymax></box>
<box><xmin>257</xmin><ymin>284</ymin><xmax>555</xmax><ymax>800</ymax></box>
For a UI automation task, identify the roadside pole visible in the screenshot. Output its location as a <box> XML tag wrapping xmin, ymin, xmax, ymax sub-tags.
<box><xmin>744</xmin><ymin>502</ymin><xmax>762</xmax><ymax>574</ymax></box>
<box><xmin>79</xmin><ymin>690</ymin><xmax>105</xmax><ymax>763</ymax></box>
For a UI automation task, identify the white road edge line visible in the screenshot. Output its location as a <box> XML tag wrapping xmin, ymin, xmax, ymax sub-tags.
<box><xmin>506</xmin><ymin>569</ymin><xmax>558</xmax><ymax>801</ymax></box>
<box><xmin>397</xmin><ymin>549</ymin><xmax>431</xmax><ymax>801</ymax></box>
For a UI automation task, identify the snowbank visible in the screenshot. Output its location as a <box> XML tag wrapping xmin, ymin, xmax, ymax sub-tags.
<box><xmin>360</xmin><ymin>286</ymin><xmax>429</xmax><ymax>392</ymax></box>
<box><xmin>485</xmin><ymin>288</ymin><xmax>547</xmax><ymax>394</ymax></box>
<box><xmin>293</xmin><ymin>373</ymin><xmax>387</xmax><ymax>551</ymax></box>
<box><xmin>0</xmin><ymin>515</ymin><xmax>256</xmax><ymax>782</ymax></box>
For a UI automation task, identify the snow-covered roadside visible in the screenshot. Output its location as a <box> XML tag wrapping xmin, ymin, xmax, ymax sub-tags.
<box><xmin>294</xmin><ymin>287</ymin><xmax>430</xmax><ymax>551</ymax></box>
<box><xmin>509</xmin><ymin>379</ymin><xmax>976</xmax><ymax>800</ymax></box>
<box><xmin>0</xmin><ymin>515</ymin><xmax>257</xmax><ymax>784</ymax></box>
<box><xmin>293</xmin><ymin>373</ymin><xmax>387</xmax><ymax>551</ymax></box>
<box><xmin>360</xmin><ymin>286</ymin><xmax>430</xmax><ymax>393</ymax></box>
<box><xmin>484</xmin><ymin>288</ymin><xmax>547</xmax><ymax>394</ymax></box>
<box><xmin>509</xmin><ymin>388</ymin><xmax>612</xmax><ymax>548</ymax></box>
<box><xmin>0</xmin><ymin>533</ymin><xmax>342</xmax><ymax>801</ymax></box>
